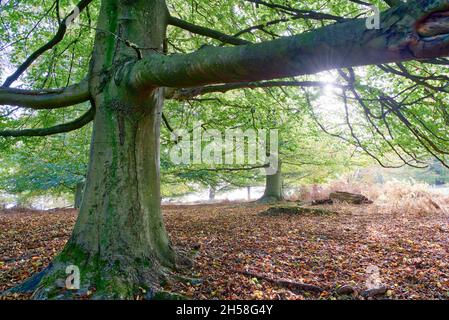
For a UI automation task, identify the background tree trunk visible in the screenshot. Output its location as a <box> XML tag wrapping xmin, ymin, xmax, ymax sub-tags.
<box><xmin>258</xmin><ymin>159</ymin><xmax>284</xmax><ymax>203</ymax></box>
<box><xmin>209</xmin><ymin>186</ymin><xmax>216</xmax><ymax>201</ymax></box>
<box><xmin>74</xmin><ymin>182</ymin><xmax>84</xmax><ymax>209</ymax></box>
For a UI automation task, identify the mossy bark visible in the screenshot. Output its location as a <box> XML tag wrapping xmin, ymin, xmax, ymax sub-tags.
<box><xmin>32</xmin><ymin>0</ymin><xmax>180</xmax><ymax>300</ymax></box>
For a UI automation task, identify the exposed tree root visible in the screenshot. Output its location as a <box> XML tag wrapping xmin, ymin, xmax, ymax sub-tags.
<box><xmin>361</xmin><ymin>286</ymin><xmax>388</xmax><ymax>298</ymax></box>
<box><xmin>1</xmin><ymin>266</ymin><xmax>51</xmax><ymax>296</ymax></box>
<box><xmin>259</xmin><ymin>205</ymin><xmax>337</xmax><ymax>217</ymax></box>
<box><xmin>233</xmin><ymin>269</ymin><xmax>324</xmax><ymax>294</ymax></box>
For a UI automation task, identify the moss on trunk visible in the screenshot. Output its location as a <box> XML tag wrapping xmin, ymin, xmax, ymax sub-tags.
<box><xmin>29</xmin><ymin>0</ymin><xmax>182</xmax><ymax>300</ymax></box>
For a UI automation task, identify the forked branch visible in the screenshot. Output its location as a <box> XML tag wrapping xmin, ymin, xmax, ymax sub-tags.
<box><xmin>2</xmin><ymin>0</ymin><xmax>93</xmax><ymax>87</ymax></box>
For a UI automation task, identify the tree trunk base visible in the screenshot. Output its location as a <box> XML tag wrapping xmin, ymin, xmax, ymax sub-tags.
<box><xmin>4</xmin><ymin>242</ymin><xmax>193</xmax><ymax>300</ymax></box>
<box><xmin>34</xmin><ymin>246</ymin><xmax>168</xmax><ymax>300</ymax></box>
<box><xmin>257</xmin><ymin>195</ymin><xmax>284</xmax><ymax>204</ymax></box>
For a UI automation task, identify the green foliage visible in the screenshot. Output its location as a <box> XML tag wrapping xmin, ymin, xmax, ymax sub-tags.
<box><xmin>0</xmin><ymin>123</ymin><xmax>90</xmax><ymax>197</ymax></box>
<box><xmin>1</xmin><ymin>0</ymin><xmax>448</xmax><ymax>199</ymax></box>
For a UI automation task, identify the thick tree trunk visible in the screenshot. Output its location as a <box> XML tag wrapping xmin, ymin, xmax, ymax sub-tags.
<box><xmin>258</xmin><ymin>159</ymin><xmax>284</xmax><ymax>203</ymax></box>
<box><xmin>32</xmin><ymin>0</ymin><xmax>180</xmax><ymax>300</ymax></box>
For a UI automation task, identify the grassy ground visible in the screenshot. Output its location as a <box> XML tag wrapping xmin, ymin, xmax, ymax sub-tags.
<box><xmin>1</xmin><ymin>202</ymin><xmax>449</xmax><ymax>300</ymax></box>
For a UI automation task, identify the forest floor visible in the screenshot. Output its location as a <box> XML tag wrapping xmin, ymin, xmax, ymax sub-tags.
<box><xmin>1</xmin><ymin>202</ymin><xmax>449</xmax><ymax>300</ymax></box>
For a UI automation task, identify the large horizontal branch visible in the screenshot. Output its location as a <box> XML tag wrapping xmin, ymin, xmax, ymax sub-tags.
<box><xmin>168</xmin><ymin>16</ymin><xmax>251</xmax><ymax>45</ymax></box>
<box><xmin>2</xmin><ymin>0</ymin><xmax>93</xmax><ymax>87</ymax></box>
<box><xmin>130</xmin><ymin>0</ymin><xmax>449</xmax><ymax>90</ymax></box>
<box><xmin>166</xmin><ymin>81</ymin><xmax>345</xmax><ymax>100</ymax></box>
<box><xmin>0</xmin><ymin>80</ymin><xmax>90</xmax><ymax>109</ymax></box>
<box><xmin>0</xmin><ymin>106</ymin><xmax>95</xmax><ymax>138</ymax></box>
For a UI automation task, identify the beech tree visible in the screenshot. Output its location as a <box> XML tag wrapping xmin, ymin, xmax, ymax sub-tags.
<box><xmin>1</xmin><ymin>0</ymin><xmax>449</xmax><ymax>299</ymax></box>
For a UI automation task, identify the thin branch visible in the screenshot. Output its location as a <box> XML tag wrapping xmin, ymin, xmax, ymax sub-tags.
<box><xmin>162</xmin><ymin>112</ymin><xmax>174</xmax><ymax>132</ymax></box>
<box><xmin>233</xmin><ymin>16</ymin><xmax>301</xmax><ymax>38</ymax></box>
<box><xmin>168</xmin><ymin>16</ymin><xmax>251</xmax><ymax>45</ymax></box>
<box><xmin>0</xmin><ymin>106</ymin><xmax>95</xmax><ymax>137</ymax></box>
<box><xmin>338</xmin><ymin>68</ymin><xmax>426</xmax><ymax>167</ymax></box>
<box><xmin>167</xmin><ymin>81</ymin><xmax>346</xmax><ymax>100</ymax></box>
<box><xmin>245</xmin><ymin>0</ymin><xmax>345</xmax><ymax>22</ymax></box>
